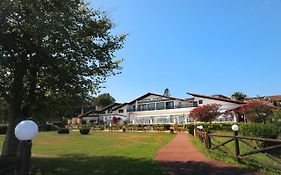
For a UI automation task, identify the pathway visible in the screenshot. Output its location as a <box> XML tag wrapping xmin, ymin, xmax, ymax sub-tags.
<box><xmin>155</xmin><ymin>132</ymin><xmax>261</xmax><ymax>175</ymax></box>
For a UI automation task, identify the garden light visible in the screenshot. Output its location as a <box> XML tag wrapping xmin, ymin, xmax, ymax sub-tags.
<box><xmin>231</xmin><ymin>124</ymin><xmax>239</xmax><ymax>131</ymax></box>
<box><xmin>15</xmin><ymin>120</ymin><xmax>38</xmax><ymax>141</ymax></box>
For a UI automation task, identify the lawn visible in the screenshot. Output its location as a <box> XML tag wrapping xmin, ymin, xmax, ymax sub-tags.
<box><xmin>192</xmin><ymin>131</ymin><xmax>281</xmax><ymax>175</ymax></box>
<box><xmin>0</xmin><ymin>131</ymin><xmax>174</xmax><ymax>175</ymax></box>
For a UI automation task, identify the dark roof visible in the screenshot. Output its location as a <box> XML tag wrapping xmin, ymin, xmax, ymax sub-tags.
<box><xmin>79</xmin><ymin>103</ymin><xmax>121</xmax><ymax>118</ymax></box>
<box><xmin>129</xmin><ymin>92</ymin><xmax>187</xmax><ymax>103</ymax></box>
<box><xmin>99</xmin><ymin>103</ymin><xmax>122</xmax><ymax>112</ymax></box>
<box><xmin>187</xmin><ymin>92</ymin><xmax>245</xmax><ymax>104</ymax></box>
<box><xmin>211</xmin><ymin>94</ymin><xmax>231</xmax><ymax>100</ymax></box>
<box><xmin>111</xmin><ymin>103</ymin><xmax>128</xmax><ymax>111</ymax></box>
<box><xmin>111</xmin><ymin>92</ymin><xmax>191</xmax><ymax>111</ymax></box>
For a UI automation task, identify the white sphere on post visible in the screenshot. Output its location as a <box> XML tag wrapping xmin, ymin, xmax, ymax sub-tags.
<box><xmin>15</xmin><ymin>120</ymin><xmax>39</xmax><ymax>141</ymax></box>
<box><xmin>231</xmin><ymin>124</ymin><xmax>239</xmax><ymax>132</ymax></box>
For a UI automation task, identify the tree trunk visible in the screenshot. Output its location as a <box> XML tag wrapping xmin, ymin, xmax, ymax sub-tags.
<box><xmin>1</xmin><ymin>97</ymin><xmax>23</xmax><ymax>157</ymax></box>
<box><xmin>1</xmin><ymin>65</ymin><xmax>25</xmax><ymax>157</ymax></box>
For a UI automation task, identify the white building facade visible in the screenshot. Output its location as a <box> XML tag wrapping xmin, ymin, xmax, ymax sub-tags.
<box><xmin>80</xmin><ymin>92</ymin><xmax>245</xmax><ymax>125</ymax></box>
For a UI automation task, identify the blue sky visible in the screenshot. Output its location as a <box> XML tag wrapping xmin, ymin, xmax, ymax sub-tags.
<box><xmin>90</xmin><ymin>0</ymin><xmax>281</xmax><ymax>103</ymax></box>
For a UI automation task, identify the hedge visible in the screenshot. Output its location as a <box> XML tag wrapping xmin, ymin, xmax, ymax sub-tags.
<box><xmin>79</xmin><ymin>128</ymin><xmax>90</xmax><ymax>135</ymax></box>
<box><xmin>57</xmin><ymin>128</ymin><xmax>70</xmax><ymax>134</ymax></box>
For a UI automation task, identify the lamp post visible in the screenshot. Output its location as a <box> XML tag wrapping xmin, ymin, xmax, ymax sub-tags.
<box><xmin>231</xmin><ymin>124</ymin><xmax>240</xmax><ymax>162</ymax></box>
<box><xmin>15</xmin><ymin>120</ymin><xmax>38</xmax><ymax>175</ymax></box>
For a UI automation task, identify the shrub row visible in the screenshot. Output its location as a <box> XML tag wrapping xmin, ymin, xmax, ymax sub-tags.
<box><xmin>57</xmin><ymin>128</ymin><xmax>69</xmax><ymax>134</ymax></box>
<box><xmin>186</xmin><ymin>123</ymin><xmax>235</xmax><ymax>135</ymax></box>
<box><xmin>57</xmin><ymin>127</ymin><xmax>90</xmax><ymax>135</ymax></box>
<box><xmin>239</xmin><ymin>123</ymin><xmax>281</xmax><ymax>139</ymax></box>
<box><xmin>239</xmin><ymin>123</ymin><xmax>281</xmax><ymax>157</ymax></box>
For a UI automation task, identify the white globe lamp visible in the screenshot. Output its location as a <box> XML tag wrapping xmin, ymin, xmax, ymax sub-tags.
<box><xmin>15</xmin><ymin>120</ymin><xmax>38</xmax><ymax>141</ymax></box>
<box><xmin>231</xmin><ymin>124</ymin><xmax>239</xmax><ymax>132</ymax></box>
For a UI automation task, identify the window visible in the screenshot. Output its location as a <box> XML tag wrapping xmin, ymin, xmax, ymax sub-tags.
<box><xmin>156</xmin><ymin>102</ymin><xmax>164</xmax><ymax>110</ymax></box>
<box><xmin>166</xmin><ymin>101</ymin><xmax>174</xmax><ymax>109</ymax></box>
<box><xmin>199</xmin><ymin>100</ymin><xmax>203</xmax><ymax>104</ymax></box>
<box><xmin>148</xmin><ymin>103</ymin><xmax>155</xmax><ymax>110</ymax></box>
<box><xmin>118</xmin><ymin>109</ymin><xmax>124</xmax><ymax>113</ymax></box>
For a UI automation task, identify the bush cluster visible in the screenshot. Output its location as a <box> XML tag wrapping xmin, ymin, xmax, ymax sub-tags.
<box><xmin>239</xmin><ymin>123</ymin><xmax>280</xmax><ymax>139</ymax></box>
<box><xmin>57</xmin><ymin>128</ymin><xmax>70</xmax><ymax>134</ymax></box>
<box><xmin>0</xmin><ymin>125</ymin><xmax>8</xmax><ymax>135</ymax></box>
<box><xmin>240</xmin><ymin>123</ymin><xmax>281</xmax><ymax>157</ymax></box>
<box><xmin>79</xmin><ymin>128</ymin><xmax>90</xmax><ymax>135</ymax></box>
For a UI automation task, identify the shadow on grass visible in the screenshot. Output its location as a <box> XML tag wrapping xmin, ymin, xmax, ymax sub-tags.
<box><xmin>31</xmin><ymin>154</ymin><xmax>167</xmax><ymax>175</ymax></box>
<box><xmin>158</xmin><ymin>161</ymin><xmax>262</xmax><ymax>175</ymax></box>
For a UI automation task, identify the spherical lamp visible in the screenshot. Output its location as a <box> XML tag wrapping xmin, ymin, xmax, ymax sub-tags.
<box><xmin>231</xmin><ymin>124</ymin><xmax>239</xmax><ymax>131</ymax></box>
<box><xmin>15</xmin><ymin>120</ymin><xmax>38</xmax><ymax>141</ymax></box>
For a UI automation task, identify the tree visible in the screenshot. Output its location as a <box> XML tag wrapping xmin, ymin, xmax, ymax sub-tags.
<box><xmin>163</xmin><ymin>88</ymin><xmax>170</xmax><ymax>96</ymax></box>
<box><xmin>189</xmin><ymin>104</ymin><xmax>221</xmax><ymax>123</ymax></box>
<box><xmin>231</xmin><ymin>92</ymin><xmax>247</xmax><ymax>101</ymax></box>
<box><xmin>0</xmin><ymin>0</ymin><xmax>125</xmax><ymax>156</ymax></box>
<box><xmin>92</xmin><ymin>93</ymin><xmax>115</xmax><ymax>109</ymax></box>
<box><xmin>237</xmin><ymin>100</ymin><xmax>273</xmax><ymax>123</ymax></box>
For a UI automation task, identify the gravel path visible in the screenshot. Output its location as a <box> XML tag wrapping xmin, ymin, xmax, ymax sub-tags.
<box><xmin>155</xmin><ymin>132</ymin><xmax>262</xmax><ymax>175</ymax></box>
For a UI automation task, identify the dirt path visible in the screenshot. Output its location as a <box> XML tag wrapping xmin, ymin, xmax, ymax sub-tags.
<box><xmin>155</xmin><ymin>132</ymin><xmax>261</xmax><ymax>175</ymax></box>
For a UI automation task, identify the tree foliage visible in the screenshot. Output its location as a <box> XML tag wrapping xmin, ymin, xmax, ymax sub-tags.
<box><xmin>163</xmin><ymin>88</ymin><xmax>170</xmax><ymax>97</ymax></box>
<box><xmin>0</xmin><ymin>0</ymin><xmax>125</xmax><ymax>156</ymax></box>
<box><xmin>231</xmin><ymin>92</ymin><xmax>247</xmax><ymax>101</ymax></box>
<box><xmin>189</xmin><ymin>104</ymin><xmax>221</xmax><ymax>123</ymax></box>
<box><xmin>237</xmin><ymin>100</ymin><xmax>273</xmax><ymax>123</ymax></box>
<box><xmin>92</xmin><ymin>93</ymin><xmax>115</xmax><ymax>109</ymax></box>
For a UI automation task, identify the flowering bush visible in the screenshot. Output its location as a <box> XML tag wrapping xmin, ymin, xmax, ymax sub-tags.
<box><xmin>190</xmin><ymin>104</ymin><xmax>221</xmax><ymax>123</ymax></box>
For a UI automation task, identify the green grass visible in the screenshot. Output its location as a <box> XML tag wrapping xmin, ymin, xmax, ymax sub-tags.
<box><xmin>0</xmin><ymin>131</ymin><xmax>174</xmax><ymax>175</ymax></box>
<box><xmin>192</xmin><ymin>131</ymin><xmax>281</xmax><ymax>175</ymax></box>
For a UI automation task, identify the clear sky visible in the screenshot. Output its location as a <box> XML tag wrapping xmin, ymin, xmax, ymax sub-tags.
<box><xmin>90</xmin><ymin>0</ymin><xmax>281</xmax><ymax>103</ymax></box>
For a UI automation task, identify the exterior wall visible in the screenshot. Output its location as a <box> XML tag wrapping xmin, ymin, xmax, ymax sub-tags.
<box><xmin>128</xmin><ymin>107</ymin><xmax>195</xmax><ymax>124</ymax></box>
<box><xmin>193</xmin><ymin>97</ymin><xmax>242</xmax><ymax>111</ymax></box>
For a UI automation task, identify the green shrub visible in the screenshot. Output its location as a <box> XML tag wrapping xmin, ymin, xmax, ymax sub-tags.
<box><xmin>42</xmin><ymin>124</ymin><xmax>58</xmax><ymax>132</ymax></box>
<box><xmin>186</xmin><ymin>124</ymin><xmax>195</xmax><ymax>135</ymax></box>
<box><xmin>57</xmin><ymin>128</ymin><xmax>70</xmax><ymax>134</ymax></box>
<box><xmin>0</xmin><ymin>125</ymin><xmax>8</xmax><ymax>135</ymax></box>
<box><xmin>79</xmin><ymin>127</ymin><xmax>90</xmax><ymax>135</ymax></box>
<box><xmin>240</xmin><ymin>123</ymin><xmax>281</xmax><ymax>157</ymax></box>
<box><xmin>163</xmin><ymin>124</ymin><xmax>170</xmax><ymax>130</ymax></box>
<box><xmin>240</xmin><ymin>123</ymin><xmax>280</xmax><ymax>139</ymax></box>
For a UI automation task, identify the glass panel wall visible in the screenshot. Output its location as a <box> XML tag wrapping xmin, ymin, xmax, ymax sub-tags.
<box><xmin>156</xmin><ymin>102</ymin><xmax>164</xmax><ymax>110</ymax></box>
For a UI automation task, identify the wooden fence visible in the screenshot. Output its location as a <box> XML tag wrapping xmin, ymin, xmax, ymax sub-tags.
<box><xmin>194</xmin><ymin>128</ymin><xmax>281</xmax><ymax>170</ymax></box>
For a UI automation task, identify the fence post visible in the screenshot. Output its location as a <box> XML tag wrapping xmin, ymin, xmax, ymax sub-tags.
<box><xmin>205</xmin><ymin>131</ymin><xmax>211</xmax><ymax>150</ymax></box>
<box><xmin>234</xmin><ymin>131</ymin><xmax>240</xmax><ymax>162</ymax></box>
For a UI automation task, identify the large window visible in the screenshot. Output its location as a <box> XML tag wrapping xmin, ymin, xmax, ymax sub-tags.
<box><xmin>166</xmin><ymin>101</ymin><xmax>174</xmax><ymax>109</ymax></box>
<box><xmin>156</xmin><ymin>102</ymin><xmax>164</xmax><ymax>110</ymax></box>
<box><xmin>138</xmin><ymin>104</ymin><xmax>148</xmax><ymax>111</ymax></box>
<box><xmin>148</xmin><ymin>103</ymin><xmax>155</xmax><ymax>110</ymax></box>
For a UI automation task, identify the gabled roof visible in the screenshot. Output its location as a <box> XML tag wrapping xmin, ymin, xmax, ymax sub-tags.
<box><xmin>187</xmin><ymin>92</ymin><xmax>245</xmax><ymax>104</ymax></box>
<box><xmin>128</xmin><ymin>92</ymin><xmax>188</xmax><ymax>104</ymax></box>
<box><xmin>99</xmin><ymin>103</ymin><xmax>122</xmax><ymax>112</ymax></box>
<box><xmin>111</xmin><ymin>103</ymin><xmax>128</xmax><ymax>111</ymax></box>
<box><xmin>79</xmin><ymin>103</ymin><xmax>121</xmax><ymax>118</ymax></box>
<box><xmin>111</xmin><ymin>92</ymin><xmax>192</xmax><ymax>111</ymax></box>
